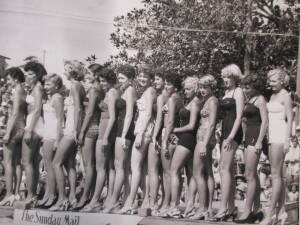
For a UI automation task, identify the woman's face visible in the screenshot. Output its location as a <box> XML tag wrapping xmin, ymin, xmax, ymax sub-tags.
<box><xmin>222</xmin><ymin>76</ymin><xmax>235</xmax><ymax>89</ymax></box>
<box><xmin>99</xmin><ymin>77</ymin><xmax>111</xmax><ymax>91</ymax></box>
<box><xmin>154</xmin><ymin>76</ymin><xmax>164</xmax><ymax>90</ymax></box>
<box><xmin>7</xmin><ymin>75</ymin><xmax>17</xmax><ymax>88</ymax></box>
<box><xmin>64</xmin><ymin>64</ymin><xmax>73</xmax><ymax>80</ymax></box>
<box><xmin>268</xmin><ymin>74</ymin><xmax>282</xmax><ymax>92</ymax></box>
<box><xmin>184</xmin><ymin>83</ymin><xmax>196</xmax><ymax>99</ymax></box>
<box><xmin>138</xmin><ymin>72</ymin><xmax>151</xmax><ymax>88</ymax></box>
<box><xmin>164</xmin><ymin>80</ymin><xmax>176</xmax><ymax>95</ymax></box>
<box><xmin>242</xmin><ymin>84</ymin><xmax>255</xmax><ymax>98</ymax></box>
<box><xmin>199</xmin><ymin>84</ymin><xmax>212</xmax><ymax>97</ymax></box>
<box><xmin>117</xmin><ymin>73</ymin><xmax>129</xmax><ymax>87</ymax></box>
<box><xmin>44</xmin><ymin>79</ymin><xmax>57</xmax><ymax>95</ymax></box>
<box><xmin>83</xmin><ymin>71</ymin><xmax>95</xmax><ymax>91</ymax></box>
<box><xmin>25</xmin><ymin>70</ymin><xmax>38</xmax><ymax>87</ymax></box>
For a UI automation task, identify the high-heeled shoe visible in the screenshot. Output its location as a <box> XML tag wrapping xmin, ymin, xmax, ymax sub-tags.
<box><xmin>102</xmin><ymin>202</ymin><xmax>121</xmax><ymax>213</ymax></box>
<box><xmin>277</xmin><ymin>212</ymin><xmax>287</xmax><ymax>225</ymax></box>
<box><xmin>253</xmin><ymin>211</ymin><xmax>264</xmax><ymax>223</ymax></box>
<box><xmin>167</xmin><ymin>207</ymin><xmax>182</xmax><ymax>219</ymax></box>
<box><xmin>0</xmin><ymin>195</ymin><xmax>15</xmax><ymax>207</ymax></box>
<box><xmin>68</xmin><ymin>198</ymin><xmax>78</xmax><ymax>211</ymax></box>
<box><xmin>209</xmin><ymin>209</ymin><xmax>228</xmax><ymax>222</ymax></box>
<box><xmin>224</xmin><ymin>207</ymin><xmax>238</xmax><ymax>221</ymax></box>
<box><xmin>235</xmin><ymin>212</ymin><xmax>254</xmax><ymax>224</ymax></box>
<box><xmin>43</xmin><ymin>196</ymin><xmax>57</xmax><ymax>208</ymax></box>
<box><xmin>183</xmin><ymin>206</ymin><xmax>196</xmax><ymax>218</ymax></box>
<box><xmin>49</xmin><ymin>200</ymin><xmax>70</xmax><ymax>211</ymax></box>
<box><xmin>25</xmin><ymin>196</ymin><xmax>38</xmax><ymax>208</ymax></box>
<box><xmin>81</xmin><ymin>202</ymin><xmax>101</xmax><ymax>212</ymax></box>
<box><xmin>260</xmin><ymin>214</ymin><xmax>277</xmax><ymax>225</ymax></box>
<box><xmin>190</xmin><ymin>211</ymin><xmax>208</xmax><ymax>220</ymax></box>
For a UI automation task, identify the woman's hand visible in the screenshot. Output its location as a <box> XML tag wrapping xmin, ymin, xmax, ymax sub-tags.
<box><xmin>24</xmin><ymin>130</ymin><xmax>32</xmax><ymax>145</ymax></box>
<box><xmin>121</xmin><ymin>137</ymin><xmax>129</xmax><ymax>150</ymax></box>
<box><xmin>199</xmin><ymin>145</ymin><xmax>208</xmax><ymax>158</ymax></box>
<box><xmin>254</xmin><ymin>141</ymin><xmax>262</xmax><ymax>154</ymax></box>
<box><xmin>3</xmin><ymin>134</ymin><xmax>10</xmax><ymax>144</ymax></box>
<box><xmin>223</xmin><ymin>136</ymin><xmax>234</xmax><ymax>152</ymax></box>
<box><xmin>73</xmin><ymin>130</ymin><xmax>78</xmax><ymax>143</ymax></box>
<box><xmin>78</xmin><ymin>132</ymin><xmax>84</xmax><ymax>146</ymax></box>
<box><xmin>101</xmin><ymin>138</ymin><xmax>109</xmax><ymax>149</ymax></box>
<box><xmin>135</xmin><ymin>133</ymin><xmax>143</xmax><ymax>149</ymax></box>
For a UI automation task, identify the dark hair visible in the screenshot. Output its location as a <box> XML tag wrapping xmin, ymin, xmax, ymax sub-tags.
<box><xmin>5</xmin><ymin>67</ymin><xmax>25</xmax><ymax>83</ymax></box>
<box><xmin>154</xmin><ymin>69</ymin><xmax>165</xmax><ymax>80</ymax></box>
<box><xmin>98</xmin><ymin>68</ymin><xmax>117</xmax><ymax>84</ymax></box>
<box><xmin>241</xmin><ymin>74</ymin><xmax>265</xmax><ymax>94</ymax></box>
<box><xmin>24</xmin><ymin>61</ymin><xmax>47</xmax><ymax>83</ymax></box>
<box><xmin>88</xmin><ymin>63</ymin><xmax>103</xmax><ymax>75</ymax></box>
<box><xmin>138</xmin><ymin>64</ymin><xmax>154</xmax><ymax>80</ymax></box>
<box><xmin>165</xmin><ymin>72</ymin><xmax>182</xmax><ymax>90</ymax></box>
<box><xmin>117</xmin><ymin>64</ymin><xmax>136</xmax><ymax>79</ymax></box>
<box><xmin>44</xmin><ymin>73</ymin><xmax>63</xmax><ymax>90</ymax></box>
<box><xmin>69</xmin><ymin>70</ymin><xmax>85</xmax><ymax>81</ymax></box>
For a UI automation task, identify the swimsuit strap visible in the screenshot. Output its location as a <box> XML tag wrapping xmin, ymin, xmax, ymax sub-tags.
<box><xmin>232</xmin><ymin>88</ymin><xmax>236</xmax><ymax>98</ymax></box>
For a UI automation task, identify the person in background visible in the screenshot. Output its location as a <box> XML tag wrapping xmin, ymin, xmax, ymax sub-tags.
<box><xmin>285</xmin><ymin>136</ymin><xmax>300</xmax><ymax>184</ymax></box>
<box><xmin>287</xmin><ymin>183</ymin><xmax>298</xmax><ymax>202</ymax></box>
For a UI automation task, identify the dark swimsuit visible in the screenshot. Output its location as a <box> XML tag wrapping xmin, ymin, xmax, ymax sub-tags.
<box><xmin>115</xmin><ymin>97</ymin><xmax>136</xmax><ymax>142</ymax></box>
<box><xmin>243</xmin><ymin>97</ymin><xmax>268</xmax><ymax>152</ymax></box>
<box><xmin>176</xmin><ymin>107</ymin><xmax>198</xmax><ymax>151</ymax></box>
<box><xmin>220</xmin><ymin>89</ymin><xmax>243</xmax><ymax>145</ymax></box>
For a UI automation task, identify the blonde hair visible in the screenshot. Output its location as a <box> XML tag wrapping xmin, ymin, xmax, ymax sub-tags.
<box><xmin>63</xmin><ymin>59</ymin><xmax>87</xmax><ymax>81</ymax></box>
<box><xmin>45</xmin><ymin>73</ymin><xmax>63</xmax><ymax>90</ymax></box>
<box><xmin>199</xmin><ymin>74</ymin><xmax>217</xmax><ymax>89</ymax></box>
<box><xmin>221</xmin><ymin>64</ymin><xmax>243</xmax><ymax>79</ymax></box>
<box><xmin>183</xmin><ymin>76</ymin><xmax>199</xmax><ymax>92</ymax></box>
<box><xmin>267</xmin><ymin>68</ymin><xmax>289</xmax><ymax>87</ymax></box>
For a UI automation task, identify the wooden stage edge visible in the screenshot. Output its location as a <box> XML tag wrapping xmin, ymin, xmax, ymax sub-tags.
<box><xmin>0</xmin><ymin>202</ymin><xmax>298</xmax><ymax>225</ymax></box>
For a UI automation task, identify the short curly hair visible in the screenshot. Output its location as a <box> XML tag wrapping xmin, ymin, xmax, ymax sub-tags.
<box><xmin>199</xmin><ymin>74</ymin><xmax>217</xmax><ymax>89</ymax></box>
<box><xmin>64</xmin><ymin>60</ymin><xmax>86</xmax><ymax>81</ymax></box>
<box><xmin>138</xmin><ymin>64</ymin><xmax>154</xmax><ymax>80</ymax></box>
<box><xmin>44</xmin><ymin>73</ymin><xmax>63</xmax><ymax>90</ymax></box>
<box><xmin>241</xmin><ymin>74</ymin><xmax>265</xmax><ymax>94</ymax></box>
<box><xmin>183</xmin><ymin>76</ymin><xmax>199</xmax><ymax>92</ymax></box>
<box><xmin>221</xmin><ymin>64</ymin><xmax>243</xmax><ymax>84</ymax></box>
<box><xmin>24</xmin><ymin>61</ymin><xmax>47</xmax><ymax>83</ymax></box>
<box><xmin>164</xmin><ymin>72</ymin><xmax>182</xmax><ymax>91</ymax></box>
<box><xmin>117</xmin><ymin>64</ymin><xmax>136</xmax><ymax>79</ymax></box>
<box><xmin>267</xmin><ymin>68</ymin><xmax>289</xmax><ymax>87</ymax></box>
<box><xmin>5</xmin><ymin>67</ymin><xmax>25</xmax><ymax>83</ymax></box>
<box><xmin>98</xmin><ymin>67</ymin><xmax>117</xmax><ymax>84</ymax></box>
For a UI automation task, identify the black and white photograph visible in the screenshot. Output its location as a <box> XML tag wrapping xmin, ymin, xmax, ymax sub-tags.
<box><xmin>0</xmin><ymin>0</ymin><xmax>299</xmax><ymax>225</ymax></box>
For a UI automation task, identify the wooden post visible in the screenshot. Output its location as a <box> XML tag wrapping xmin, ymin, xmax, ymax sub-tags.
<box><xmin>244</xmin><ymin>0</ymin><xmax>252</xmax><ymax>76</ymax></box>
<box><xmin>295</xmin><ymin>27</ymin><xmax>300</xmax><ymax>136</ymax></box>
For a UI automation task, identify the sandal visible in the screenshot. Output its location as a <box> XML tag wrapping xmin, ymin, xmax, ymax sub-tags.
<box><xmin>167</xmin><ymin>208</ymin><xmax>182</xmax><ymax>219</ymax></box>
<box><xmin>49</xmin><ymin>200</ymin><xmax>70</xmax><ymax>211</ymax></box>
<box><xmin>0</xmin><ymin>195</ymin><xmax>15</xmax><ymax>207</ymax></box>
<box><xmin>190</xmin><ymin>211</ymin><xmax>207</xmax><ymax>220</ymax></box>
<box><xmin>183</xmin><ymin>207</ymin><xmax>196</xmax><ymax>218</ymax></box>
<box><xmin>81</xmin><ymin>202</ymin><xmax>101</xmax><ymax>212</ymax></box>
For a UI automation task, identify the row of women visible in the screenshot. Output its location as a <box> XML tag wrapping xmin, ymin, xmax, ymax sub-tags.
<box><xmin>0</xmin><ymin>61</ymin><xmax>293</xmax><ymax>225</ymax></box>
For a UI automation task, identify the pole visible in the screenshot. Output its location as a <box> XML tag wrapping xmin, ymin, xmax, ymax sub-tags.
<box><xmin>295</xmin><ymin>26</ymin><xmax>300</xmax><ymax>137</ymax></box>
<box><xmin>244</xmin><ymin>0</ymin><xmax>252</xmax><ymax>76</ymax></box>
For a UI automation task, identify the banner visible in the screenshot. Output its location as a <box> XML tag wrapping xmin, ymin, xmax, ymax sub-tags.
<box><xmin>14</xmin><ymin>209</ymin><xmax>143</xmax><ymax>225</ymax></box>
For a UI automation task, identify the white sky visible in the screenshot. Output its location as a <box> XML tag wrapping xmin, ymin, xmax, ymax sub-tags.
<box><xmin>0</xmin><ymin>0</ymin><xmax>143</xmax><ymax>74</ymax></box>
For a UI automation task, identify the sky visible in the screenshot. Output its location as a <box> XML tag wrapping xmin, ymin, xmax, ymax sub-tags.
<box><xmin>0</xmin><ymin>0</ymin><xmax>143</xmax><ymax>74</ymax></box>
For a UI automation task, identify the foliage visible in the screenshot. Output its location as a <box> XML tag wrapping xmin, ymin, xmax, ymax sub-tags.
<box><xmin>109</xmin><ymin>0</ymin><xmax>299</xmax><ymax>92</ymax></box>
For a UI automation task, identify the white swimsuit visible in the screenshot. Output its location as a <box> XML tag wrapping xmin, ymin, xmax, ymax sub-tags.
<box><xmin>267</xmin><ymin>101</ymin><xmax>287</xmax><ymax>143</ymax></box>
<box><xmin>64</xmin><ymin>96</ymin><xmax>75</xmax><ymax>137</ymax></box>
<box><xmin>25</xmin><ymin>94</ymin><xmax>44</xmax><ymax>137</ymax></box>
<box><xmin>43</xmin><ymin>100</ymin><xmax>58</xmax><ymax>140</ymax></box>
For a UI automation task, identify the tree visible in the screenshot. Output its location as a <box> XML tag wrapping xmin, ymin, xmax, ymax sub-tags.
<box><xmin>110</xmin><ymin>0</ymin><xmax>299</xmax><ymax>92</ymax></box>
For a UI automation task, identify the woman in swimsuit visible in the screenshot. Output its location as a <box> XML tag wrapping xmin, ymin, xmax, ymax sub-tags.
<box><xmin>0</xmin><ymin>67</ymin><xmax>26</xmax><ymax>206</ymax></box>
<box><xmin>38</xmin><ymin>74</ymin><xmax>64</xmax><ymax>208</ymax></box>
<box><xmin>76</xmin><ymin>65</ymin><xmax>105</xmax><ymax>210</ymax></box>
<box><xmin>148</xmin><ymin>70</ymin><xmax>169</xmax><ymax>213</ymax></box>
<box><xmin>166</xmin><ymin>76</ymin><xmax>201</xmax><ymax>218</ymax></box>
<box><xmin>103</xmin><ymin>64</ymin><xmax>137</xmax><ymax>213</ymax></box>
<box><xmin>51</xmin><ymin>61</ymin><xmax>86</xmax><ymax>211</ymax></box>
<box><xmin>191</xmin><ymin>75</ymin><xmax>218</xmax><ymax>220</ymax></box>
<box><xmin>235</xmin><ymin>74</ymin><xmax>268</xmax><ymax>223</ymax></box>
<box><xmin>82</xmin><ymin>68</ymin><xmax>118</xmax><ymax>212</ymax></box>
<box><xmin>23</xmin><ymin>62</ymin><xmax>47</xmax><ymax>205</ymax></box>
<box><xmin>213</xmin><ymin>64</ymin><xmax>244</xmax><ymax>221</ymax></box>
<box><xmin>120</xmin><ymin>65</ymin><xmax>156</xmax><ymax>214</ymax></box>
<box><xmin>260</xmin><ymin>69</ymin><xmax>293</xmax><ymax>225</ymax></box>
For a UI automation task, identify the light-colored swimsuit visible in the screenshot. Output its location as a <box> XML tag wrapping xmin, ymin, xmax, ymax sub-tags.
<box><xmin>25</xmin><ymin>94</ymin><xmax>44</xmax><ymax>137</ymax></box>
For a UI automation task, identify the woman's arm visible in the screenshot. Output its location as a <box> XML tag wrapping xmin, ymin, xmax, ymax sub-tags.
<box><xmin>4</xmin><ymin>87</ymin><xmax>23</xmax><ymax>140</ymax></box>
<box><xmin>200</xmin><ymin>98</ymin><xmax>218</xmax><ymax>148</ymax></box>
<box><xmin>227</xmin><ymin>87</ymin><xmax>244</xmax><ymax>141</ymax></box>
<box><xmin>53</xmin><ymin>94</ymin><xmax>64</xmax><ymax>146</ymax></box>
<box><xmin>283</xmin><ymin>91</ymin><xmax>293</xmax><ymax>152</ymax></box>
<box><xmin>121</xmin><ymin>86</ymin><xmax>137</xmax><ymax>139</ymax></box>
<box><xmin>27</xmin><ymin>84</ymin><xmax>43</xmax><ymax>132</ymax></box>
<box><xmin>255</xmin><ymin>95</ymin><xmax>268</xmax><ymax>149</ymax></box>
<box><xmin>102</xmin><ymin>89</ymin><xmax>118</xmax><ymax>144</ymax></box>
<box><xmin>152</xmin><ymin>94</ymin><xmax>164</xmax><ymax>142</ymax></box>
<box><xmin>71</xmin><ymin>82</ymin><xmax>84</xmax><ymax>137</ymax></box>
<box><xmin>173</xmin><ymin>99</ymin><xmax>200</xmax><ymax>133</ymax></box>
<box><xmin>79</xmin><ymin>89</ymin><xmax>99</xmax><ymax>137</ymax></box>
<box><xmin>162</xmin><ymin>96</ymin><xmax>177</xmax><ymax>149</ymax></box>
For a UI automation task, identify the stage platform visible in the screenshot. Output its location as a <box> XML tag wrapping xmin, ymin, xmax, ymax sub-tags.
<box><xmin>0</xmin><ymin>201</ymin><xmax>298</xmax><ymax>225</ymax></box>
